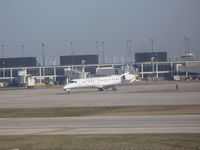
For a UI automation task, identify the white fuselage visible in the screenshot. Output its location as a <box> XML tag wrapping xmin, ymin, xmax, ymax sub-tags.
<box><xmin>63</xmin><ymin>73</ymin><xmax>137</xmax><ymax>91</ymax></box>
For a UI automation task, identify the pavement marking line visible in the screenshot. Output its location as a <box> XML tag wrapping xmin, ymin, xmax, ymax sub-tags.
<box><xmin>28</xmin><ymin>128</ymin><xmax>76</xmax><ymax>135</ymax></box>
<box><xmin>0</xmin><ymin>126</ymin><xmax>200</xmax><ymax>135</ymax></box>
<box><xmin>7</xmin><ymin>129</ymin><xmax>21</xmax><ymax>134</ymax></box>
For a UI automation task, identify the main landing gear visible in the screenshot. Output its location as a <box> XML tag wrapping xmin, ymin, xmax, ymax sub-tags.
<box><xmin>98</xmin><ymin>88</ymin><xmax>104</xmax><ymax>91</ymax></box>
<box><xmin>64</xmin><ymin>89</ymin><xmax>71</xmax><ymax>94</ymax></box>
<box><xmin>112</xmin><ymin>86</ymin><xmax>117</xmax><ymax>91</ymax></box>
<box><xmin>98</xmin><ymin>86</ymin><xmax>117</xmax><ymax>91</ymax></box>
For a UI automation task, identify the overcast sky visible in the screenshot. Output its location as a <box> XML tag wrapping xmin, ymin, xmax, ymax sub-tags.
<box><xmin>0</xmin><ymin>0</ymin><xmax>200</xmax><ymax>61</ymax></box>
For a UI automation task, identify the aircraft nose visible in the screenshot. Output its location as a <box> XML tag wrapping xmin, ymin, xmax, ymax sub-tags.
<box><xmin>63</xmin><ymin>85</ymin><xmax>68</xmax><ymax>90</ymax></box>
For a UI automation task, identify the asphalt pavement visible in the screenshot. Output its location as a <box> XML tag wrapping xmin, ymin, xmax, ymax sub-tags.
<box><xmin>0</xmin><ymin>115</ymin><xmax>199</xmax><ymax>135</ymax></box>
<box><xmin>0</xmin><ymin>81</ymin><xmax>200</xmax><ymax>135</ymax></box>
<box><xmin>0</xmin><ymin>81</ymin><xmax>200</xmax><ymax>108</ymax></box>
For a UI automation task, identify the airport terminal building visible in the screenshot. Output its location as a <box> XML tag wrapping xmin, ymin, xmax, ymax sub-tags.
<box><xmin>60</xmin><ymin>55</ymin><xmax>99</xmax><ymax>65</ymax></box>
<box><xmin>0</xmin><ymin>57</ymin><xmax>37</xmax><ymax>68</ymax></box>
<box><xmin>0</xmin><ymin>53</ymin><xmax>200</xmax><ymax>86</ymax></box>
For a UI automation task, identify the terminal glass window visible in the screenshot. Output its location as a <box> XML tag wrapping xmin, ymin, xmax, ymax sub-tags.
<box><xmin>158</xmin><ymin>63</ymin><xmax>171</xmax><ymax>71</ymax></box>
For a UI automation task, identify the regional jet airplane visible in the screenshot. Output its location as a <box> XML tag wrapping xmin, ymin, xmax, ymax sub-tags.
<box><xmin>63</xmin><ymin>64</ymin><xmax>138</xmax><ymax>94</ymax></box>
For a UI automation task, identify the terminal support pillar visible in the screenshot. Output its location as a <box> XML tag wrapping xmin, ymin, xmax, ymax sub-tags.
<box><xmin>152</xmin><ymin>62</ymin><xmax>154</xmax><ymax>73</ymax></box>
<box><xmin>43</xmin><ymin>67</ymin><xmax>45</xmax><ymax>77</ymax></box>
<box><xmin>53</xmin><ymin>66</ymin><xmax>56</xmax><ymax>82</ymax></box>
<box><xmin>39</xmin><ymin>67</ymin><xmax>42</xmax><ymax>83</ymax></box>
<box><xmin>141</xmin><ymin>63</ymin><xmax>144</xmax><ymax>79</ymax></box>
<box><xmin>170</xmin><ymin>62</ymin><xmax>173</xmax><ymax>78</ymax></box>
<box><xmin>3</xmin><ymin>68</ymin><xmax>5</xmax><ymax>78</ymax></box>
<box><xmin>186</xmin><ymin>61</ymin><xmax>188</xmax><ymax>78</ymax></box>
<box><xmin>156</xmin><ymin>62</ymin><xmax>158</xmax><ymax>79</ymax></box>
<box><xmin>10</xmin><ymin>68</ymin><xmax>13</xmax><ymax>84</ymax></box>
<box><xmin>24</xmin><ymin>68</ymin><xmax>27</xmax><ymax>84</ymax></box>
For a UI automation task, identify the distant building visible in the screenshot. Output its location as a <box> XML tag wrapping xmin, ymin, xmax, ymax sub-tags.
<box><xmin>135</xmin><ymin>52</ymin><xmax>167</xmax><ymax>62</ymax></box>
<box><xmin>0</xmin><ymin>57</ymin><xmax>37</xmax><ymax>68</ymax></box>
<box><xmin>60</xmin><ymin>55</ymin><xmax>98</xmax><ymax>65</ymax></box>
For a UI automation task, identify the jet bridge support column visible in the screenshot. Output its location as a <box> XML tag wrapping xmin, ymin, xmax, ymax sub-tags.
<box><xmin>141</xmin><ymin>63</ymin><xmax>144</xmax><ymax>79</ymax></box>
<box><xmin>39</xmin><ymin>67</ymin><xmax>42</xmax><ymax>83</ymax></box>
<box><xmin>186</xmin><ymin>61</ymin><xmax>188</xmax><ymax>78</ymax></box>
<box><xmin>53</xmin><ymin>66</ymin><xmax>56</xmax><ymax>82</ymax></box>
<box><xmin>170</xmin><ymin>62</ymin><xmax>173</xmax><ymax>78</ymax></box>
<box><xmin>10</xmin><ymin>68</ymin><xmax>13</xmax><ymax>85</ymax></box>
<box><xmin>156</xmin><ymin>62</ymin><xmax>158</xmax><ymax>79</ymax></box>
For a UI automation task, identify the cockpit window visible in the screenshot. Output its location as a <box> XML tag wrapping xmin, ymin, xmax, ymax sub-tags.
<box><xmin>69</xmin><ymin>80</ymin><xmax>77</xmax><ymax>83</ymax></box>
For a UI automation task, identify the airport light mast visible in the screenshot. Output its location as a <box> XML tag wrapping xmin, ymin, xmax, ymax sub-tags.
<box><xmin>1</xmin><ymin>44</ymin><xmax>5</xmax><ymax>78</ymax></box>
<box><xmin>1</xmin><ymin>44</ymin><xmax>4</xmax><ymax>58</ymax></box>
<box><xmin>126</xmin><ymin>40</ymin><xmax>129</xmax><ymax>63</ymax></box>
<box><xmin>102</xmin><ymin>41</ymin><xmax>105</xmax><ymax>64</ymax></box>
<box><xmin>187</xmin><ymin>37</ymin><xmax>190</xmax><ymax>55</ymax></box>
<box><xmin>184</xmin><ymin>36</ymin><xmax>187</xmax><ymax>54</ymax></box>
<box><xmin>70</xmin><ymin>41</ymin><xmax>74</xmax><ymax>66</ymax></box>
<box><xmin>96</xmin><ymin>41</ymin><xmax>99</xmax><ymax>64</ymax></box>
<box><xmin>41</xmin><ymin>43</ymin><xmax>45</xmax><ymax>66</ymax></box>
<box><xmin>126</xmin><ymin>40</ymin><xmax>132</xmax><ymax>63</ymax></box>
<box><xmin>129</xmin><ymin>40</ymin><xmax>132</xmax><ymax>62</ymax></box>
<box><xmin>151</xmin><ymin>38</ymin><xmax>154</xmax><ymax>53</ymax></box>
<box><xmin>22</xmin><ymin>45</ymin><xmax>24</xmax><ymax>57</ymax></box>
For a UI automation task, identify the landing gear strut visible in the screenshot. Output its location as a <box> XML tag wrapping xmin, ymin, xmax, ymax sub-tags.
<box><xmin>112</xmin><ymin>86</ymin><xmax>117</xmax><ymax>91</ymax></box>
<box><xmin>64</xmin><ymin>89</ymin><xmax>71</xmax><ymax>94</ymax></box>
<box><xmin>98</xmin><ymin>88</ymin><xmax>104</xmax><ymax>91</ymax></box>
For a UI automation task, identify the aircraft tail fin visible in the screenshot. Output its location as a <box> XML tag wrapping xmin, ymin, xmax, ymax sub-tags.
<box><xmin>132</xmin><ymin>64</ymin><xmax>137</xmax><ymax>74</ymax></box>
<box><xmin>126</xmin><ymin>63</ymin><xmax>137</xmax><ymax>74</ymax></box>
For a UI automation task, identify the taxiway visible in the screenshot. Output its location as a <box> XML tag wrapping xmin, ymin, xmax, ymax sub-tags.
<box><xmin>0</xmin><ymin>81</ymin><xmax>200</xmax><ymax>135</ymax></box>
<box><xmin>0</xmin><ymin>115</ymin><xmax>199</xmax><ymax>135</ymax></box>
<box><xmin>0</xmin><ymin>81</ymin><xmax>200</xmax><ymax>108</ymax></box>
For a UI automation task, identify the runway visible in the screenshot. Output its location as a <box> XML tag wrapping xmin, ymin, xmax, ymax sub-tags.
<box><xmin>0</xmin><ymin>81</ymin><xmax>200</xmax><ymax>135</ymax></box>
<box><xmin>0</xmin><ymin>115</ymin><xmax>199</xmax><ymax>135</ymax></box>
<box><xmin>0</xmin><ymin>81</ymin><xmax>200</xmax><ymax>108</ymax></box>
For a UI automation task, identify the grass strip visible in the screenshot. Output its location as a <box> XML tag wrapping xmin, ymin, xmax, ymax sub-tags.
<box><xmin>0</xmin><ymin>134</ymin><xmax>200</xmax><ymax>150</ymax></box>
<box><xmin>0</xmin><ymin>105</ymin><xmax>200</xmax><ymax>118</ymax></box>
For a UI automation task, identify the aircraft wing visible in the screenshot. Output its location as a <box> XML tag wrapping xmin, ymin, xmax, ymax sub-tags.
<box><xmin>94</xmin><ymin>85</ymin><xmax>104</xmax><ymax>89</ymax></box>
<box><xmin>95</xmin><ymin>85</ymin><xmax>115</xmax><ymax>90</ymax></box>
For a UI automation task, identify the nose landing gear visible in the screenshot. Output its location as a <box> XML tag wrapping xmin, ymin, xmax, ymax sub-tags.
<box><xmin>64</xmin><ymin>89</ymin><xmax>71</xmax><ymax>94</ymax></box>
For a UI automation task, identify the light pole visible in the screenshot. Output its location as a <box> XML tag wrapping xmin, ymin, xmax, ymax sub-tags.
<box><xmin>1</xmin><ymin>44</ymin><xmax>4</xmax><ymax>58</ymax></box>
<box><xmin>126</xmin><ymin>40</ymin><xmax>129</xmax><ymax>63</ymax></box>
<box><xmin>126</xmin><ymin>40</ymin><xmax>132</xmax><ymax>63</ymax></box>
<box><xmin>70</xmin><ymin>42</ymin><xmax>74</xmax><ymax>66</ymax></box>
<box><xmin>41</xmin><ymin>43</ymin><xmax>45</xmax><ymax>66</ymax></box>
<box><xmin>186</xmin><ymin>37</ymin><xmax>189</xmax><ymax>77</ymax></box>
<box><xmin>1</xmin><ymin>44</ymin><xmax>5</xmax><ymax>78</ymax></box>
<box><xmin>96</xmin><ymin>41</ymin><xmax>99</xmax><ymax>64</ymax></box>
<box><xmin>102</xmin><ymin>41</ymin><xmax>104</xmax><ymax>64</ymax></box>
<box><xmin>129</xmin><ymin>40</ymin><xmax>132</xmax><ymax>62</ymax></box>
<box><xmin>184</xmin><ymin>36</ymin><xmax>187</xmax><ymax>54</ymax></box>
<box><xmin>187</xmin><ymin>37</ymin><xmax>190</xmax><ymax>54</ymax></box>
<box><xmin>22</xmin><ymin>45</ymin><xmax>24</xmax><ymax>57</ymax></box>
<box><xmin>151</xmin><ymin>38</ymin><xmax>154</xmax><ymax>53</ymax></box>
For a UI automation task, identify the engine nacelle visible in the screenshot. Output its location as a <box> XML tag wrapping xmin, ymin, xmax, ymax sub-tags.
<box><xmin>121</xmin><ymin>75</ymin><xmax>126</xmax><ymax>80</ymax></box>
<box><xmin>121</xmin><ymin>74</ymin><xmax>136</xmax><ymax>83</ymax></box>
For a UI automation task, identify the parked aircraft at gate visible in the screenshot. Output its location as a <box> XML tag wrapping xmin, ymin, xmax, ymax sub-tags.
<box><xmin>63</xmin><ymin>64</ymin><xmax>138</xmax><ymax>93</ymax></box>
